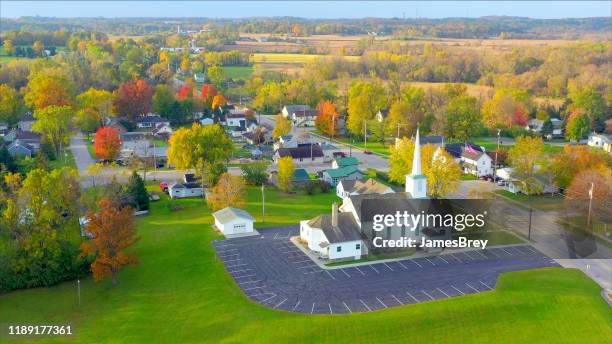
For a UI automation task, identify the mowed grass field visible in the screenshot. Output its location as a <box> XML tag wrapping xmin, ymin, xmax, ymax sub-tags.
<box><xmin>251</xmin><ymin>53</ymin><xmax>360</xmax><ymax>64</ymax></box>
<box><xmin>221</xmin><ymin>65</ymin><xmax>254</xmax><ymax>80</ymax></box>
<box><xmin>1</xmin><ymin>186</ymin><xmax>610</xmax><ymax>343</ymax></box>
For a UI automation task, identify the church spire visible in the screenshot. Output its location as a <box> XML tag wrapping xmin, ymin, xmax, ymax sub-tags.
<box><xmin>412</xmin><ymin>127</ymin><xmax>422</xmax><ymax>176</ymax></box>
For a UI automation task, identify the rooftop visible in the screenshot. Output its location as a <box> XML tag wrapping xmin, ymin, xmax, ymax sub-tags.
<box><xmin>324</xmin><ymin>165</ymin><xmax>362</xmax><ymax>178</ymax></box>
<box><xmin>213</xmin><ymin>207</ymin><xmax>255</xmax><ymax>224</ymax></box>
<box><xmin>307</xmin><ymin>212</ymin><xmax>362</xmax><ymax>243</ymax></box>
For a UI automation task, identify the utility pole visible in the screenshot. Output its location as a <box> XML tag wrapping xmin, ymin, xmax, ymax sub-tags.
<box><xmin>153</xmin><ymin>141</ymin><xmax>157</xmax><ymax>180</ymax></box>
<box><xmin>77</xmin><ymin>279</ymin><xmax>81</xmax><ymax>307</ymax></box>
<box><xmin>587</xmin><ymin>182</ymin><xmax>594</xmax><ymax>227</ymax></box>
<box><xmin>261</xmin><ymin>183</ymin><xmax>265</xmax><ymax>223</ymax></box>
<box><xmin>364</xmin><ymin>120</ymin><xmax>367</xmax><ymax>150</ymax></box>
<box><xmin>494</xmin><ymin>129</ymin><xmax>501</xmax><ymax>179</ymax></box>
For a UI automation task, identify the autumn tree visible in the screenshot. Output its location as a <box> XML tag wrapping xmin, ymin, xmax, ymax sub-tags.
<box><xmin>81</xmin><ymin>198</ymin><xmax>139</xmax><ymax>285</ymax></box>
<box><xmin>565</xmin><ymin>168</ymin><xmax>612</xmax><ymax>225</ymax></box>
<box><xmin>207</xmin><ymin>65</ymin><xmax>226</xmax><ymax>89</ymax></box>
<box><xmin>444</xmin><ymin>95</ymin><xmax>481</xmax><ymax>141</ymax></box>
<box><xmin>3</xmin><ymin>39</ymin><xmax>15</xmax><ymax>56</ymax></box>
<box><xmin>94</xmin><ymin>126</ymin><xmax>122</xmax><ymax>160</ymax></box>
<box><xmin>482</xmin><ymin>88</ymin><xmax>532</xmax><ymax>129</ymax></box>
<box><xmin>32</xmin><ymin>105</ymin><xmax>73</xmax><ymax>154</ymax></box>
<box><xmin>565</xmin><ymin>108</ymin><xmax>591</xmax><ymax>141</ymax></box>
<box><xmin>152</xmin><ymin>84</ymin><xmax>175</xmax><ymax>119</ymax></box>
<box><xmin>32</xmin><ymin>41</ymin><xmax>44</xmax><ymax>56</ymax></box>
<box><xmin>75</xmin><ymin>87</ymin><xmax>113</xmax><ymax>134</ymax></box>
<box><xmin>178</xmin><ymin>84</ymin><xmax>194</xmax><ymax>101</ymax></box>
<box><xmin>0</xmin><ymin>84</ymin><xmax>23</xmax><ymax>126</ymax></box>
<box><xmin>207</xmin><ymin>172</ymin><xmax>246</xmax><ymax>211</ymax></box>
<box><xmin>315</xmin><ymin>100</ymin><xmax>338</xmax><ymax>137</ymax></box>
<box><xmin>273</xmin><ymin>114</ymin><xmax>292</xmax><ymax>139</ymax></box>
<box><xmin>550</xmin><ymin>145</ymin><xmax>611</xmax><ymax>189</ymax></box>
<box><xmin>347</xmin><ymin>80</ymin><xmax>386</xmax><ymax>137</ymax></box>
<box><xmin>277</xmin><ymin>156</ymin><xmax>296</xmax><ymax>192</ymax></box>
<box><xmin>167</xmin><ymin>123</ymin><xmax>233</xmax><ymax>186</ymax></box>
<box><xmin>389</xmin><ymin>138</ymin><xmax>460</xmax><ymax>198</ymax></box>
<box><xmin>568</xmin><ymin>86</ymin><xmax>606</xmax><ymax>131</ymax></box>
<box><xmin>200</xmin><ymin>84</ymin><xmax>218</xmax><ymax>107</ymax></box>
<box><xmin>24</xmin><ymin>68</ymin><xmax>75</xmax><ymax>110</ymax></box>
<box><xmin>112</xmin><ymin>79</ymin><xmax>154</xmax><ymax>121</ymax></box>
<box><xmin>508</xmin><ymin>136</ymin><xmax>546</xmax><ymax>195</ymax></box>
<box><xmin>384</xmin><ymin>87</ymin><xmax>426</xmax><ymax>139</ymax></box>
<box><xmin>211</xmin><ymin>94</ymin><xmax>227</xmax><ymax>110</ymax></box>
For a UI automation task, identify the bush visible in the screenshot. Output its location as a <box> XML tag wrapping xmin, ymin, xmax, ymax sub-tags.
<box><xmin>318</xmin><ymin>180</ymin><xmax>331</xmax><ymax>193</ymax></box>
<box><xmin>304</xmin><ymin>180</ymin><xmax>317</xmax><ymax>195</ymax></box>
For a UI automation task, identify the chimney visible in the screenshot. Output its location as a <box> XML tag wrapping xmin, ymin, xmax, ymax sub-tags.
<box><xmin>331</xmin><ymin>202</ymin><xmax>338</xmax><ymax>227</ymax></box>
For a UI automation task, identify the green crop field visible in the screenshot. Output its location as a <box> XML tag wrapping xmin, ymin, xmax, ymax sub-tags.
<box><xmin>1</xmin><ymin>186</ymin><xmax>610</xmax><ymax>343</ymax></box>
<box><xmin>222</xmin><ymin>65</ymin><xmax>254</xmax><ymax>80</ymax></box>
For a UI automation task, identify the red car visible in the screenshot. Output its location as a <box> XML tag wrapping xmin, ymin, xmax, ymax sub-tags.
<box><xmin>160</xmin><ymin>182</ymin><xmax>169</xmax><ymax>192</ymax></box>
<box><xmin>363</xmin><ymin>150</ymin><xmax>373</xmax><ymax>155</ymax></box>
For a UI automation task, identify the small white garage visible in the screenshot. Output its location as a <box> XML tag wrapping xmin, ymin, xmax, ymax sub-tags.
<box><xmin>213</xmin><ymin>207</ymin><xmax>257</xmax><ymax>237</ymax></box>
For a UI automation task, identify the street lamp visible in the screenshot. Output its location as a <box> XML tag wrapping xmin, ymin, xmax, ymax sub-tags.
<box><xmin>494</xmin><ymin>129</ymin><xmax>501</xmax><ymax>179</ymax></box>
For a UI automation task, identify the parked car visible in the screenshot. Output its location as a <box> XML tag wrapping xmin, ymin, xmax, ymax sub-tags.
<box><xmin>160</xmin><ymin>181</ymin><xmax>169</xmax><ymax>192</ymax></box>
<box><xmin>363</xmin><ymin>150</ymin><xmax>373</xmax><ymax>155</ymax></box>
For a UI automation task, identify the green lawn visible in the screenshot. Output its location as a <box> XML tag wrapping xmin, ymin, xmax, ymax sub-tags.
<box><xmin>472</xmin><ymin>138</ymin><xmax>564</xmax><ymax>155</ymax></box>
<box><xmin>48</xmin><ymin>149</ymin><xmax>77</xmax><ymax>170</ymax></box>
<box><xmin>221</xmin><ymin>65</ymin><xmax>254</xmax><ymax>80</ymax></box>
<box><xmin>86</xmin><ymin>142</ymin><xmax>97</xmax><ymax>160</ymax></box>
<box><xmin>1</xmin><ymin>186</ymin><xmax>610</xmax><ymax>343</ymax></box>
<box><xmin>495</xmin><ymin>190</ymin><xmax>566</xmax><ymax>211</ymax></box>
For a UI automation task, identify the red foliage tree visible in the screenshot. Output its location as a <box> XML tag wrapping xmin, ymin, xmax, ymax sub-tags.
<box><xmin>200</xmin><ymin>84</ymin><xmax>218</xmax><ymax>104</ymax></box>
<box><xmin>80</xmin><ymin>198</ymin><xmax>139</xmax><ymax>284</ymax></box>
<box><xmin>178</xmin><ymin>85</ymin><xmax>194</xmax><ymax>101</ymax></box>
<box><xmin>112</xmin><ymin>79</ymin><xmax>154</xmax><ymax>121</ymax></box>
<box><xmin>94</xmin><ymin>126</ymin><xmax>122</xmax><ymax>160</ymax></box>
<box><xmin>512</xmin><ymin>104</ymin><xmax>529</xmax><ymax>127</ymax></box>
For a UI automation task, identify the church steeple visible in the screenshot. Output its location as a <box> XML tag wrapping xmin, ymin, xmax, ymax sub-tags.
<box><xmin>405</xmin><ymin>126</ymin><xmax>428</xmax><ymax>198</ymax></box>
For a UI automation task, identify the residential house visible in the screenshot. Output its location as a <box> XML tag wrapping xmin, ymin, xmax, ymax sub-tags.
<box><xmin>269</xmin><ymin>168</ymin><xmax>311</xmax><ymax>187</ymax></box>
<box><xmin>242</xmin><ymin>127</ymin><xmax>271</xmax><ymax>145</ymax></box>
<box><xmin>375</xmin><ymin>109</ymin><xmax>389</xmax><ymax>123</ymax></box>
<box><xmin>200</xmin><ymin>117</ymin><xmax>215</xmax><ymax>126</ymax></box>
<box><xmin>17</xmin><ymin>113</ymin><xmax>35</xmax><ymax>131</ymax></box>
<box><xmin>0</xmin><ymin>122</ymin><xmax>8</xmax><ymax>131</ymax></box>
<box><xmin>193</xmin><ymin>73</ymin><xmax>206</xmax><ymax>83</ymax></box>
<box><xmin>496</xmin><ymin>167</ymin><xmax>559</xmax><ymax>194</ymax></box>
<box><xmin>213</xmin><ymin>207</ymin><xmax>257</xmax><ymax>237</ymax></box>
<box><xmin>332</xmin><ymin>156</ymin><xmax>359</xmax><ymax>169</ymax></box>
<box><xmin>282</xmin><ymin>105</ymin><xmax>317</xmax><ymax>127</ymax></box>
<box><xmin>322</xmin><ymin>166</ymin><xmax>364</xmax><ymax>187</ymax></box>
<box><xmin>168</xmin><ymin>182</ymin><xmax>204</xmax><ymax>199</ymax></box>
<box><xmin>7</xmin><ymin>140</ymin><xmax>34</xmax><ymax>158</ymax></box>
<box><xmin>274</xmin><ymin>135</ymin><xmax>297</xmax><ymax>150</ymax></box>
<box><xmin>106</xmin><ymin>118</ymin><xmax>128</xmax><ymax>134</ymax></box>
<box><xmin>301</xmin><ymin>128</ymin><xmax>446</xmax><ymax>260</ymax></box>
<box><xmin>226</xmin><ymin>109</ymin><xmax>247</xmax><ymax>128</ymax></box>
<box><xmin>587</xmin><ymin>133</ymin><xmax>611</xmax><ymax>153</ymax></box>
<box><xmin>445</xmin><ymin>143</ymin><xmax>493</xmax><ymax>177</ymax></box>
<box><xmin>525</xmin><ymin>118</ymin><xmax>544</xmax><ymax>133</ymax></box>
<box><xmin>136</xmin><ymin>115</ymin><xmax>170</xmax><ymax>129</ymax></box>
<box><xmin>3</xmin><ymin>129</ymin><xmax>41</xmax><ymax>151</ymax></box>
<box><xmin>550</xmin><ymin>118</ymin><xmax>564</xmax><ymax>138</ymax></box>
<box><xmin>274</xmin><ymin>143</ymin><xmax>325</xmax><ymax>165</ymax></box>
<box><xmin>153</xmin><ymin>123</ymin><xmax>173</xmax><ymax>136</ymax></box>
<box><xmin>420</xmin><ymin>135</ymin><xmax>445</xmax><ymax>147</ymax></box>
<box><xmin>336</xmin><ymin>178</ymin><xmax>395</xmax><ymax>199</ymax></box>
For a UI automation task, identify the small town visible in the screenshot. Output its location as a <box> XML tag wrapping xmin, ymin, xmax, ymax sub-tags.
<box><xmin>0</xmin><ymin>1</ymin><xmax>610</xmax><ymax>343</ymax></box>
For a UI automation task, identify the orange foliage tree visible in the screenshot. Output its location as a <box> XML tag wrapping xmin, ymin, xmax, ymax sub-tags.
<box><xmin>178</xmin><ymin>84</ymin><xmax>194</xmax><ymax>101</ymax></box>
<box><xmin>565</xmin><ymin>168</ymin><xmax>612</xmax><ymax>224</ymax></box>
<box><xmin>94</xmin><ymin>126</ymin><xmax>122</xmax><ymax>160</ymax></box>
<box><xmin>211</xmin><ymin>94</ymin><xmax>227</xmax><ymax>110</ymax></box>
<box><xmin>200</xmin><ymin>84</ymin><xmax>218</xmax><ymax>106</ymax></box>
<box><xmin>551</xmin><ymin>145</ymin><xmax>611</xmax><ymax>188</ymax></box>
<box><xmin>315</xmin><ymin>100</ymin><xmax>338</xmax><ymax>137</ymax></box>
<box><xmin>80</xmin><ymin>198</ymin><xmax>139</xmax><ymax>284</ymax></box>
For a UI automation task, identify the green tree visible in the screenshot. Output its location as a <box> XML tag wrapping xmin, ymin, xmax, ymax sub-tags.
<box><xmin>126</xmin><ymin>171</ymin><xmax>150</xmax><ymax>211</ymax></box>
<box><xmin>0</xmin><ymin>84</ymin><xmax>23</xmax><ymax>126</ymax></box>
<box><xmin>32</xmin><ymin>105</ymin><xmax>73</xmax><ymax>154</ymax></box>
<box><xmin>207</xmin><ymin>65</ymin><xmax>226</xmax><ymax>89</ymax></box>
<box><xmin>75</xmin><ymin>87</ymin><xmax>113</xmax><ymax>134</ymax></box>
<box><xmin>346</xmin><ymin>81</ymin><xmax>386</xmax><ymax>137</ymax></box>
<box><xmin>3</xmin><ymin>39</ymin><xmax>15</xmax><ymax>56</ymax></box>
<box><xmin>444</xmin><ymin>95</ymin><xmax>481</xmax><ymax>141</ymax></box>
<box><xmin>152</xmin><ymin>84</ymin><xmax>175</xmax><ymax>119</ymax></box>
<box><xmin>568</xmin><ymin>86</ymin><xmax>606</xmax><ymax>131</ymax></box>
<box><xmin>241</xmin><ymin>163</ymin><xmax>269</xmax><ymax>185</ymax></box>
<box><xmin>565</xmin><ymin>109</ymin><xmax>591</xmax><ymax>141</ymax></box>
<box><xmin>508</xmin><ymin>136</ymin><xmax>546</xmax><ymax>196</ymax></box>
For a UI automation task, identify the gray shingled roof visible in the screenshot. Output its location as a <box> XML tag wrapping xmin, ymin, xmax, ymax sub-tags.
<box><xmin>213</xmin><ymin>207</ymin><xmax>255</xmax><ymax>223</ymax></box>
<box><xmin>307</xmin><ymin>212</ymin><xmax>362</xmax><ymax>243</ymax></box>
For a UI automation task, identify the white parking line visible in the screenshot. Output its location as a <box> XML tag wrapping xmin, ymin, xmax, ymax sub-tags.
<box><xmin>273</xmin><ymin>232</ymin><xmax>279</xmax><ymax>239</ymax></box>
<box><xmin>406</xmin><ymin>291</ymin><xmax>419</xmax><ymax>303</ymax></box>
<box><xmin>382</xmin><ymin>262</ymin><xmax>393</xmax><ymax>271</ymax></box>
<box><xmin>376</xmin><ymin>297</ymin><xmax>388</xmax><ymax>308</ymax></box>
<box><xmin>227</xmin><ymin>263</ymin><xmax>248</xmax><ymax>268</ymax></box>
<box><xmin>451</xmin><ymin>254</ymin><xmax>463</xmax><ymax>263</ymax></box>
<box><xmin>274</xmin><ymin>298</ymin><xmax>287</xmax><ymax>309</ymax></box>
<box><xmin>480</xmin><ymin>281</ymin><xmax>492</xmax><ymax>290</ymax></box>
<box><xmin>359</xmin><ymin>299</ymin><xmax>372</xmax><ymax>311</ymax></box>
<box><xmin>421</xmin><ymin>290</ymin><xmax>434</xmax><ymax>300</ymax></box>
<box><xmin>234</xmin><ymin>274</ymin><xmax>256</xmax><ymax>279</ymax></box>
<box><xmin>487</xmin><ymin>249</ymin><xmax>501</xmax><ymax>258</ymax></box>
<box><xmin>461</xmin><ymin>252</ymin><xmax>476</xmax><ymax>260</ymax></box>
<box><xmin>292</xmin><ymin>300</ymin><xmax>301</xmax><ymax>311</ymax></box>
<box><xmin>297</xmin><ymin>264</ymin><xmax>318</xmax><ymax>269</ymax></box>
<box><xmin>340</xmin><ymin>269</ymin><xmax>351</xmax><ymax>278</ymax></box>
<box><xmin>329</xmin><ymin>303</ymin><xmax>333</xmax><ymax>314</ymax></box>
<box><xmin>238</xmin><ymin>280</ymin><xmax>261</xmax><ymax>285</ymax></box>
<box><xmin>311</xmin><ymin>303</ymin><xmax>315</xmax><ymax>314</ymax></box>
<box><xmin>437</xmin><ymin>256</ymin><xmax>449</xmax><ymax>264</ymax></box>
<box><xmin>466</xmin><ymin>283</ymin><xmax>480</xmax><ymax>292</ymax></box>
<box><xmin>325</xmin><ymin>270</ymin><xmax>336</xmax><ymax>280</ymax></box>
<box><xmin>391</xmin><ymin>294</ymin><xmax>403</xmax><ymax>305</ymax></box>
<box><xmin>343</xmin><ymin>302</ymin><xmax>352</xmax><ymax>313</ymax></box>
<box><xmin>509</xmin><ymin>246</ymin><xmax>524</xmax><ymax>255</ymax></box>
<box><xmin>229</xmin><ymin>268</ymin><xmax>253</xmax><ymax>273</ymax></box>
<box><xmin>409</xmin><ymin>259</ymin><xmax>423</xmax><ymax>268</ymax></box>
<box><xmin>354</xmin><ymin>266</ymin><xmax>366</xmax><ymax>275</ymax></box>
<box><xmin>224</xmin><ymin>258</ymin><xmax>243</xmax><ymax>263</ymax></box>
<box><xmin>243</xmin><ymin>285</ymin><xmax>265</xmax><ymax>291</ymax></box>
<box><xmin>425</xmin><ymin>258</ymin><xmax>436</xmax><ymax>266</ymax></box>
<box><xmin>260</xmin><ymin>294</ymin><xmax>276</xmax><ymax>303</ymax></box>
<box><xmin>369</xmin><ymin>265</ymin><xmax>380</xmax><ymax>274</ymax></box>
<box><xmin>437</xmin><ymin>288</ymin><xmax>450</xmax><ymax>298</ymax></box>
<box><xmin>500</xmin><ymin>247</ymin><xmax>513</xmax><ymax>255</ymax></box>
<box><xmin>524</xmin><ymin>246</ymin><xmax>538</xmax><ymax>253</ymax></box>
<box><xmin>475</xmin><ymin>250</ymin><xmax>488</xmax><ymax>259</ymax></box>
<box><xmin>450</xmin><ymin>285</ymin><xmax>465</xmax><ymax>295</ymax></box>
<box><xmin>396</xmin><ymin>261</ymin><xmax>408</xmax><ymax>270</ymax></box>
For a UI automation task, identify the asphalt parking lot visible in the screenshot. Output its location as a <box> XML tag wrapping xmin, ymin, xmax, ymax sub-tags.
<box><xmin>213</xmin><ymin>226</ymin><xmax>559</xmax><ymax>314</ymax></box>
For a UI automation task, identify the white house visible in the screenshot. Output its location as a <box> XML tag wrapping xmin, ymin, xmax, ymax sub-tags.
<box><xmin>153</xmin><ymin>123</ymin><xmax>173</xmax><ymax>136</ymax></box>
<box><xmin>496</xmin><ymin>167</ymin><xmax>558</xmax><ymax>194</ymax></box>
<box><xmin>336</xmin><ymin>178</ymin><xmax>395</xmax><ymax>199</ymax></box>
<box><xmin>17</xmin><ymin>113</ymin><xmax>35</xmax><ymax>131</ymax></box>
<box><xmin>282</xmin><ymin>105</ymin><xmax>317</xmax><ymax>127</ymax></box>
<box><xmin>274</xmin><ymin>135</ymin><xmax>298</xmax><ymax>150</ymax></box>
<box><xmin>136</xmin><ymin>115</ymin><xmax>170</xmax><ymax>129</ymax></box>
<box><xmin>587</xmin><ymin>133</ymin><xmax>611</xmax><ymax>153</ymax></box>
<box><xmin>322</xmin><ymin>166</ymin><xmax>363</xmax><ymax>187</ymax></box>
<box><xmin>460</xmin><ymin>147</ymin><xmax>494</xmax><ymax>177</ymax></box>
<box><xmin>225</xmin><ymin>110</ymin><xmax>247</xmax><ymax>128</ymax></box>
<box><xmin>374</xmin><ymin>109</ymin><xmax>389</xmax><ymax>123</ymax></box>
<box><xmin>300</xmin><ymin>203</ymin><xmax>365</xmax><ymax>260</ymax></box>
<box><xmin>213</xmin><ymin>207</ymin><xmax>256</xmax><ymax>237</ymax></box>
<box><xmin>168</xmin><ymin>182</ymin><xmax>204</xmax><ymax>199</ymax></box>
<box><xmin>200</xmin><ymin>117</ymin><xmax>215</xmax><ymax>126</ymax></box>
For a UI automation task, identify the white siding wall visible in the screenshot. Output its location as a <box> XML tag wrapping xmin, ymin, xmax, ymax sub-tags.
<box><xmin>328</xmin><ymin>241</ymin><xmax>363</xmax><ymax>260</ymax></box>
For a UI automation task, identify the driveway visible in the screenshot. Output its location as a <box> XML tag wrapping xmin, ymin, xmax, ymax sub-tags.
<box><xmin>213</xmin><ymin>226</ymin><xmax>558</xmax><ymax>314</ymax></box>
<box><xmin>69</xmin><ymin>132</ymin><xmax>95</xmax><ymax>175</ymax></box>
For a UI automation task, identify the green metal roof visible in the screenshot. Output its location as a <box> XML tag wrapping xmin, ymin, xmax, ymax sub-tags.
<box><xmin>324</xmin><ymin>166</ymin><xmax>363</xmax><ymax>178</ymax></box>
<box><xmin>293</xmin><ymin>168</ymin><xmax>310</xmax><ymax>181</ymax></box>
<box><xmin>335</xmin><ymin>157</ymin><xmax>359</xmax><ymax>167</ymax></box>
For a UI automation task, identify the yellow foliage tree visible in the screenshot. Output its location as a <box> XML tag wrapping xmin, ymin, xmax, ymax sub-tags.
<box><xmin>273</xmin><ymin>114</ymin><xmax>292</xmax><ymax>139</ymax></box>
<box><xmin>207</xmin><ymin>172</ymin><xmax>246</xmax><ymax>211</ymax></box>
<box><xmin>277</xmin><ymin>156</ymin><xmax>295</xmax><ymax>192</ymax></box>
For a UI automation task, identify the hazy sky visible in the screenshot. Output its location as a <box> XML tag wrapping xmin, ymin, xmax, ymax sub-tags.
<box><xmin>1</xmin><ymin>1</ymin><xmax>610</xmax><ymax>19</ymax></box>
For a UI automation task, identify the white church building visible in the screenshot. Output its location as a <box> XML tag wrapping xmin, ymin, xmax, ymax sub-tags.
<box><xmin>300</xmin><ymin>128</ymin><xmax>444</xmax><ymax>260</ymax></box>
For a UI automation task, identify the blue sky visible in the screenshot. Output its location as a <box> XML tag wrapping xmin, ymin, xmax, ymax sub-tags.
<box><xmin>1</xmin><ymin>1</ymin><xmax>610</xmax><ymax>19</ymax></box>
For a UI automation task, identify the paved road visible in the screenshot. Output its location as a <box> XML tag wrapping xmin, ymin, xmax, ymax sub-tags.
<box><xmin>214</xmin><ymin>226</ymin><xmax>558</xmax><ymax>314</ymax></box>
<box><xmin>69</xmin><ymin>133</ymin><xmax>95</xmax><ymax>175</ymax></box>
